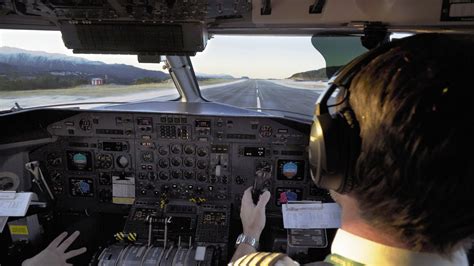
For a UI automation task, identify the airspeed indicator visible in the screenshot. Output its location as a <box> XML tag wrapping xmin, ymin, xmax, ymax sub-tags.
<box><xmin>259</xmin><ymin>125</ymin><xmax>273</xmax><ymax>137</ymax></box>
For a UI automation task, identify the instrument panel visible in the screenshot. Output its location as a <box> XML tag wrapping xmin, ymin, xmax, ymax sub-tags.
<box><xmin>29</xmin><ymin>111</ymin><xmax>330</xmax><ymax>215</ymax></box>
<box><xmin>0</xmin><ymin>105</ymin><xmax>334</xmax><ymax>264</ymax></box>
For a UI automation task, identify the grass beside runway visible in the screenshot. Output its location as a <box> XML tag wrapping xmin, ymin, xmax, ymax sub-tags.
<box><xmin>0</xmin><ymin>79</ymin><xmax>234</xmax><ymax>99</ymax></box>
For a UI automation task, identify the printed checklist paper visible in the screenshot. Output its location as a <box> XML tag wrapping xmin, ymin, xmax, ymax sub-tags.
<box><xmin>282</xmin><ymin>202</ymin><xmax>341</xmax><ymax>229</ymax></box>
<box><xmin>0</xmin><ymin>192</ymin><xmax>33</xmax><ymax>217</ymax></box>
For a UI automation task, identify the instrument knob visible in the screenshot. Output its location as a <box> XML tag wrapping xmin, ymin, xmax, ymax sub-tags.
<box><xmin>116</xmin><ymin>155</ymin><xmax>129</xmax><ymax>168</ymax></box>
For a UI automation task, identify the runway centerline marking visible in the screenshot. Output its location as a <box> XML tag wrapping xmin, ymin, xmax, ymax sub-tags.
<box><xmin>256</xmin><ymin>83</ymin><xmax>262</xmax><ymax>112</ymax></box>
<box><xmin>257</xmin><ymin>96</ymin><xmax>262</xmax><ymax>112</ymax></box>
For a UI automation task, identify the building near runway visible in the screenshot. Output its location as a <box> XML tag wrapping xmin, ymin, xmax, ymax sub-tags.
<box><xmin>91</xmin><ymin>78</ymin><xmax>104</xmax><ymax>86</ymax></box>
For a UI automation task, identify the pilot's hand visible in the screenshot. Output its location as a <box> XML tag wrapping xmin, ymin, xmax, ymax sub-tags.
<box><xmin>22</xmin><ymin>231</ymin><xmax>87</xmax><ymax>266</ymax></box>
<box><xmin>240</xmin><ymin>187</ymin><xmax>271</xmax><ymax>240</ymax></box>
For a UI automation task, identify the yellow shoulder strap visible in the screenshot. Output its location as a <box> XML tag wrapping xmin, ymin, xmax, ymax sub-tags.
<box><xmin>234</xmin><ymin>252</ymin><xmax>287</xmax><ymax>266</ymax></box>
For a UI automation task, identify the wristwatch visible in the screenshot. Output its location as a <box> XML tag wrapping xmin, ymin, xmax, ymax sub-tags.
<box><xmin>235</xmin><ymin>233</ymin><xmax>259</xmax><ymax>250</ymax></box>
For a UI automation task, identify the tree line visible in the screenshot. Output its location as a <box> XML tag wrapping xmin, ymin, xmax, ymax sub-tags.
<box><xmin>0</xmin><ymin>74</ymin><xmax>168</xmax><ymax>91</ymax></box>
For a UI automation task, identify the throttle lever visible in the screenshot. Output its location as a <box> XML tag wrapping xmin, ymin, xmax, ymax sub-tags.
<box><xmin>252</xmin><ymin>165</ymin><xmax>272</xmax><ymax>205</ymax></box>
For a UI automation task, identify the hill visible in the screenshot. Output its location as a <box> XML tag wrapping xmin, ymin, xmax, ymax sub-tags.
<box><xmin>288</xmin><ymin>66</ymin><xmax>341</xmax><ymax>81</ymax></box>
<box><xmin>196</xmin><ymin>73</ymin><xmax>234</xmax><ymax>79</ymax></box>
<box><xmin>0</xmin><ymin>47</ymin><xmax>170</xmax><ymax>91</ymax></box>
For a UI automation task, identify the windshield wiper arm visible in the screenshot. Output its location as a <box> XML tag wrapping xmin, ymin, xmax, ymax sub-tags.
<box><xmin>9</xmin><ymin>102</ymin><xmax>23</xmax><ymax>112</ymax></box>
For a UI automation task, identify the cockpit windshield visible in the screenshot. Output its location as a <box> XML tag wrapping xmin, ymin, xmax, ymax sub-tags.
<box><xmin>0</xmin><ymin>29</ymin><xmax>179</xmax><ymax>110</ymax></box>
<box><xmin>1</xmin><ymin>31</ymin><xmax>328</xmax><ymax>119</ymax></box>
<box><xmin>194</xmin><ymin>36</ymin><xmax>327</xmax><ymax>119</ymax></box>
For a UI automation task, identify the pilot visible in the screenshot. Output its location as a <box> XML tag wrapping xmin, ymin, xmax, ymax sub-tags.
<box><xmin>230</xmin><ymin>34</ymin><xmax>474</xmax><ymax>265</ymax></box>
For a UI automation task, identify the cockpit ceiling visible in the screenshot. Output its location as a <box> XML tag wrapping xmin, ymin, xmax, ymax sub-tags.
<box><xmin>1</xmin><ymin>0</ymin><xmax>474</xmax><ymax>34</ymax></box>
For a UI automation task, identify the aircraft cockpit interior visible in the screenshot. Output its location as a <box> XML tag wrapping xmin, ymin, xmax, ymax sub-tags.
<box><xmin>0</xmin><ymin>0</ymin><xmax>473</xmax><ymax>265</ymax></box>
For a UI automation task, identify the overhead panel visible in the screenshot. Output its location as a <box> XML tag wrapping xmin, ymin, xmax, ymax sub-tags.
<box><xmin>2</xmin><ymin>0</ymin><xmax>474</xmax><ymax>35</ymax></box>
<box><xmin>250</xmin><ymin>0</ymin><xmax>474</xmax><ymax>28</ymax></box>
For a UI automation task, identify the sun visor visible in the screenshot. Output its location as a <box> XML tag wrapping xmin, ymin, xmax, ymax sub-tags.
<box><xmin>60</xmin><ymin>22</ymin><xmax>207</xmax><ymax>56</ymax></box>
<box><xmin>311</xmin><ymin>35</ymin><xmax>367</xmax><ymax>78</ymax></box>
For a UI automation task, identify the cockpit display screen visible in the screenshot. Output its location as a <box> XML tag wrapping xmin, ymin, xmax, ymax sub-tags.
<box><xmin>66</xmin><ymin>151</ymin><xmax>93</xmax><ymax>171</ymax></box>
<box><xmin>275</xmin><ymin>187</ymin><xmax>303</xmax><ymax>206</ymax></box>
<box><xmin>103</xmin><ymin>142</ymin><xmax>125</xmax><ymax>151</ymax></box>
<box><xmin>277</xmin><ymin>160</ymin><xmax>305</xmax><ymax>181</ymax></box>
<box><xmin>243</xmin><ymin>147</ymin><xmax>265</xmax><ymax>157</ymax></box>
<box><xmin>69</xmin><ymin>178</ymin><xmax>94</xmax><ymax>197</ymax></box>
<box><xmin>195</xmin><ymin>120</ymin><xmax>211</xmax><ymax>128</ymax></box>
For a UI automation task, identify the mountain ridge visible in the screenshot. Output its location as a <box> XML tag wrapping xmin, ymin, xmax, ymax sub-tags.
<box><xmin>288</xmin><ymin>66</ymin><xmax>342</xmax><ymax>81</ymax></box>
<box><xmin>0</xmin><ymin>47</ymin><xmax>169</xmax><ymax>86</ymax></box>
<box><xmin>0</xmin><ymin>47</ymin><xmax>104</xmax><ymax>65</ymax></box>
<box><xmin>0</xmin><ymin>47</ymin><xmax>236</xmax><ymax>91</ymax></box>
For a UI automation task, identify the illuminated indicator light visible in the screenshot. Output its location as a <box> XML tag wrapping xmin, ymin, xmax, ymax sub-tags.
<box><xmin>9</xmin><ymin>225</ymin><xmax>29</xmax><ymax>235</ymax></box>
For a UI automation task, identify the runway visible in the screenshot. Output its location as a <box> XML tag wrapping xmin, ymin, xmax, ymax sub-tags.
<box><xmin>0</xmin><ymin>79</ymin><xmax>326</xmax><ymax>115</ymax></box>
<box><xmin>200</xmin><ymin>79</ymin><xmax>324</xmax><ymax>118</ymax></box>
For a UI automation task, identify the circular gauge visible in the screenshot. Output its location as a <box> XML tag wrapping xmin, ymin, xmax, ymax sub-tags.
<box><xmin>96</xmin><ymin>154</ymin><xmax>113</xmax><ymax>169</ymax></box>
<box><xmin>46</xmin><ymin>153</ymin><xmax>62</xmax><ymax>167</ymax></box>
<box><xmin>259</xmin><ymin>125</ymin><xmax>273</xmax><ymax>137</ymax></box>
<box><xmin>184</xmin><ymin>145</ymin><xmax>195</xmax><ymax>154</ymax></box>
<box><xmin>183</xmin><ymin>157</ymin><xmax>194</xmax><ymax>167</ymax></box>
<box><xmin>171</xmin><ymin>144</ymin><xmax>182</xmax><ymax>154</ymax></box>
<box><xmin>50</xmin><ymin>172</ymin><xmax>64</xmax><ymax>194</ymax></box>
<box><xmin>171</xmin><ymin>170</ymin><xmax>182</xmax><ymax>179</ymax></box>
<box><xmin>158</xmin><ymin>146</ymin><xmax>168</xmax><ymax>156</ymax></box>
<box><xmin>197</xmin><ymin>173</ymin><xmax>208</xmax><ymax>182</ymax></box>
<box><xmin>79</xmin><ymin>119</ymin><xmax>92</xmax><ymax>131</ymax></box>
<box><xmin>196</xmin><ymin>147</ymin><xmax>208</xmax><ymax>157</ymax></box>
<box><xmin>159</xmin><ymin>171</ymin><xmax>170</xmax><ymax>180</ymax></box>
<box><xmin>171</xmin><ymin>157</ymin><xmax>181</xmax><ymax>167</ymax></box>
<box><xmin>197</xmin><ymin>160</ymin><xmax>208</xmax><ymax>170</ymax></box>
<box><xmin>158</xmin><ymin>159</ymin><xmax>169</xmax><ymax>168</ymax></box>
<box><xmin>50</xmin><ymin>172</ymin><xmax>62</xmax><ymax>182</ymax></box>
<box><xmin>184</xmin><ymin>171</ymin><xmax>194</xmax><ymax>180</ymax></box>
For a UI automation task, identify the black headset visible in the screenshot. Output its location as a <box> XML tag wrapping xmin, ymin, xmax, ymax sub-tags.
<box><xmin>309</xmin><ymin>39</ymin><xmax>403</xmax><ymax>193</ymax></box>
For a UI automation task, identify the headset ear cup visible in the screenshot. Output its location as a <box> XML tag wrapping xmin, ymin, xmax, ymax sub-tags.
<box><xmin>309</xmin><ymin>118</ymin><xmax>324</xmax><ymax>186</ymax></box>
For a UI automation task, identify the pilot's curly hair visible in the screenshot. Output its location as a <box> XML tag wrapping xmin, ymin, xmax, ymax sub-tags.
<box><xmin>348</xmin><ymin>33</ymin><xmax>474</xmax><ymax>254</ymax></box>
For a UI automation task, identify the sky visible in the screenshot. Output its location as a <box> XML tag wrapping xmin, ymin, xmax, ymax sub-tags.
<box><xmin>0</xmin><ymin>29</ymin><xmax>326</xmax><ymax>79</ymax></box>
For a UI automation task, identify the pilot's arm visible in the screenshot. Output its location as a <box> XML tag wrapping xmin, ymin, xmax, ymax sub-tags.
<box><xmin>22</xmin><ymin>231</ymin><xmax>86</xmax><ymax>266</ymax></box>
<box><xmin>230</xmin><ymin>187</ymin><xmax>270</xmax><ymax>262</ymax></box>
